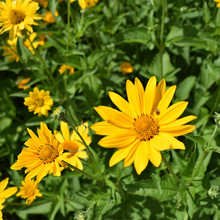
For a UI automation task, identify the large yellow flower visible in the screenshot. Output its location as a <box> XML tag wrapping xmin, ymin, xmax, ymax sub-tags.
<box><xmin>11</xmin><ymin>123</ymin><xmax>65</xmax><ymax>182</ymax></box>
<box><xmin>91</xmin><ymin>77</ymin><xmax>197</xmax><ymax>174</ymax></box>
<box><xmin>24</xmin><ymin>87</ymin><xmax>53</xmax><ymax>116</ymax></box>
<box><xmin>78</xmin><ymin>0</ymin><xmax>98</xmax><ymax>9</ymax></box>
<box><xmin>0</xmin><ymin>178</ymin><xmax>17</xmax><ymax>220</ymax></box>
<box><xmin>54</xmin><ymin>121</ymin><xmax>91</xmax><ymax>170</ymax></box>
<box><xmin>0</xmin><ymin>0</ymin><xmax>42</xmax><ymax>39</ymax></box>
<box><xmin>16</xmin><ymin>179</ymin><xmax>42</xmax><ymax>205</ymax></box>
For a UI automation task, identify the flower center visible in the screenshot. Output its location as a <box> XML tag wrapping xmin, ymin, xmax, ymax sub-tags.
<box><xmin>133</xmin><ymin>115</ymin><xmax>159</xmax><ymax>141</ymax></box>
<box><xmin>62</xmin><ymin>141</ymin><xmax>78</xmax><ymax>158</ymax></box>
<box><xmin>36</xmin><ymin>99</ymin><xmax>44</xmax><ymax>107</ymax></box>
<box><xmin>37</xmin><ymin>143</ymin><xmax>59</xmax><ymax>163</ymax></box>
<box><xmin>10</xmin><ymin>9</ymin><xmax>26</xmax><ymax>25</ymax></box>
<box><xmin>26</xmin><ymin>188</ymin><xmax>35</xmax><ymax>196</ymax></box>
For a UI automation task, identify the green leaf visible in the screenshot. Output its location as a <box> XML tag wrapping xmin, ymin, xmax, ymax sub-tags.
<box><xmin>176</xmin><ymin>76</ymin><xmax>196</xmax><ymax>100</ymax></box>
<box><xmin>0</xmin><ymin>117</ymin><xmax>12</xmax><ymax>132</ymax></box>
<box><xmin>207</xmin><ymin>145</ymin><xmax>220</xmax><ymax>154</ymax></box>
<box><xmin>114</xmin><ymin>27</ymin><xmax>151</xmax><ymax>45</ymax></box>
<box><xmin>203</xmin><ymin>1</ymin><xmax>210</xmax><ymax>24</ymax></box>
<box><xmin>16</xmin><ymin>37</ymin><xmax>29</xmax><ymax>60</ymax></box>
<box><xmin>185</xmin><ymin>134</ymin><xmax>206</xmax><ymax>146</ymax></box>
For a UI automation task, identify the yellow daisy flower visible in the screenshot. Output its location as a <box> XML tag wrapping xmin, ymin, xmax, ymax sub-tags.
<box><xmin>1</xmin><ymin>37</ymin><xmax>20</xmax><ymax>62</ymax></box>
<box><xmin>34</xmin><ymin>0</ymin><xmax>48</xmax><ymax>8</ymax></box>
<box><xmin>58</xmin><ymin>65</ymin><xmax>75</xmax><ymax>75</ymax></box>
<box><xmin>0</xmin><ymin>0</ymin><xmax>42</xmax><ymax>39</ymax></box>
<box><xmin>16</xmin><ymin>77</ymin><xmax>31</xmax><ymax>90</ymax></box>
<box><xmin>24</xmin><ymin>87</ymin><xmax>53</xmax><ymax>116</ymax></box>
<box><xmin>24</xmin><ymin>32</ymin><xmax>45</xmax><ymax>54</ymax></box>
<box><xmin>120</xmin><ymin>62</ymin><xmax>133</xmax><ymax>75</ymax></box>
<box><xmin>43</xmin><ymin>10</ymin><xmax>58</xmax><ymax>24</ymax></box>
<box><xmin>91</xmin><ymin>77</ymin><xmax>197</xmax><ymax>175</ymax></box>
<box><xmin>78</xmin><ymin>0</ymin><xmax>98</xmax><ymax>9</ymax></box>
<box><xmin>11</xmin><ymin>123</ymin><xmax>65</xmax><ymax>182</ymax></box>
<box><xmin>16</xmin><ymin>179</ymin><xmax>42</xmax><ymax>205</ymax></box>
<box><xmin>54</xmin><ymin>121</ymin><xmax>91</xmax><ymax>170</ymax></box>
<box><xmin>0</xmin><ymin>178</ymin><xmax>17</xmax><ymax>220</ymax></box>
<box><xmin>214</xmin><ymin>0</ymin><xmax>220</xmax><ymax>8</ymax></box>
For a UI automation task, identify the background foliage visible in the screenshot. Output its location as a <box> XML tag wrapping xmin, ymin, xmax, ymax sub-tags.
<box><xmin>0</xmin><ymin>0</ymin><xmax>220</xmax><ymax>219</ymax></box>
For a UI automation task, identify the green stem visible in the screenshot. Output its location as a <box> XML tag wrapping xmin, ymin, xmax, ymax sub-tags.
<box><xmin>62</xmin><ymin>160</ymin><xmax>103</xmax><ymax>181</ymax></box>
<box><xmin>187</xmin><ymin>124</ymin><xmax>218</xmax><ymax>186</ymax></box>
<box><xmin>162</xmin><ymin>154</ymin><xmax>185</xmax><ymax>186</ymax></box>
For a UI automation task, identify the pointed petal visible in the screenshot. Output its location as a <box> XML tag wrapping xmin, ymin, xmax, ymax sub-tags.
<box><xmin>159</xmin><ymin>125</ymin><xmax>195</xmax><ymax>137</ymax></box>
<box><xmin>150</xmin><ymin>134</ymin><xmax>170</xmax><ymax>151</ymax></box>
<box><xmin>149</xmin><ymin>144</ymin><xmax>162</xmax><ymax>167</ymax></box>
<box><xmin>94</xmin><ymin>106</ymin><xmax>121</xmax><ymax>121</ymax></box>
<box><xmin>60</xmin><ymin>121</ymin><xmax>70</xmax><ymax>141</ymax></box>
<box><xmin>159</xmin><ymin>132</ymin><xmax>185</xmax><ymax>149</ymax></box>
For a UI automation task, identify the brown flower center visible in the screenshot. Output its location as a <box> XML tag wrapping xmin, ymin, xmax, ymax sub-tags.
<box><xmin>133</xmin><ymin>115</ymin><xmax>159</xmax><ymax>141</ymax></box>
<box><xmin>38</xmin><ymin>143</ymin><xmax>59</xmax><ymax>163</ymax></box>
<box><xmin>62</xmin><ymin>141</ymin><xmax>78</xmax><ymax>158</ymax></box>
<box><xmin>36</xmin><ymin>99</ymin><xmax>44</xmax><ymax>107</ymax></box>
<box><xmin>10</xmin><ymin>9</ymin><xmax>26</xmax><ymax>25</ymax></box>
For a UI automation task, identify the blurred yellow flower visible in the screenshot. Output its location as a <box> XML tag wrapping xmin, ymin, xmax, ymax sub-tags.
<box><xmin>59</xmin><ymin>0</ymin><xmax>76</xmax><ymax>2</ymax></box>
<box><xmin>24</xmin><ymin>32</ymin><xmax>45</xmax><ymax>54</ymax></box>
<box><xmin>34</xmin><ymin>0</ymin><xmax>48</xmax><ymax>8</ymax></box>
<box><xmin>24</xmin><ymin>87</ymin><xmax>53</xmax><ymax>116</ymax></box>
<box><xmin>1</xmin><ymin>38</ymin><xmax>20</xmax><ymax>62</ymax></box>
<box><xmin>78</xmin><ymin>0</ymin><xmax>98</xmax><ymax>9</ymax></box>
<box><xmin>16</xmin><ymin>77</ymin><xmax>31</xmax><ymax>90</ymax></box>
<box><xmin>214</xmin><ymin>0</ymin><xmax>220</xmax><ymax>7</ymax></box>
<box><xmin>43</xmin><ymin>10</ymin><xmax>58</xmax><ymax>24</ymax></box>
<box><xmin>59</xmin><ymin>65</ymin><xmax>75</xmax><ymax>75</ymax></box>
<box><xmin>0</xmin><ymin>0</ymin><xmax>42</xmax><ymax>39</ymax></box>
<box><xmin>16</xmin><ymin>179</ymin><xmax>42</xmax><ymax>205</ymax></box>
<box><xmin>54</xmin><ymin>121</ymin><xmax>91</xmax><ymax>171</ymax></box>
<box><xmin>91</xmin><ymin>77</ymin><xmax>196</xmax><ymax>175</ymax></box>
<box><xmin>120</xmin><ymin>62</ymin><xmax>133</xmax><ymax>75</ymax></box>
<box><xmin>11</xmin><ymin>123</ymin><xmax>65</xmax><ymax>182</ymax></box>
<box><xmin>0</xmin><ymin>178</ymin><xmax>17</xmax><ymax>220</ymax></box>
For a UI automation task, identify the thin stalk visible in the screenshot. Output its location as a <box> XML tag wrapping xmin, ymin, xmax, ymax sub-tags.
<box><xmin>162</xmin><ymin>154</ymin><xmax>185</xmax><ymax>186</ymax></box>
<box><xmin>62</xmin><ymin>160</ymin><xmax>103</xmax><ymax>181</ymax></box>
<box><xmin>187</xmin><ymin>124</ymin><xmax>218</xmax><ymax>186</ymax></box>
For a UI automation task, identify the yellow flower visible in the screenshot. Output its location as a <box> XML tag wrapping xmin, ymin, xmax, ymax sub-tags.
<box><xmin>214</xmin><ymin>0</ymin><xmax>220</xmax><ymax>7</ymax></box>
<box><xmin>11</xmin><ymin>123</ymin><xmax>65</xmax><ymax>182</ymax></box>
<box><xmin>24</xmin><ymin>32</ymin><xmax>45</xmax><ymax>54</ymax></box>
<box><xmin>0</xmin><ymin>178</ymin><xmax>17</xmax><ymax>220</ymax></box>
<box><xmin>16</xmin><ymin>77</ymin><xmax>31</xmax><ymax>90</ymax></box>
<box><xmin>1</xmin><ymin>37</ymin><xmax>20</xmax><ymax>62</ymax></box>
<box><xmin>120</xmin><ymin>62</ymin><xmax>133</xmax><ymax>75</ymax></box>
<box><xmin>58</xmin><ymin>65</ymin><xmax>75</xmax><ymax>75</ymax></box>
<box><xmin>78</xmin><ymin>0</ymin><xmax>98</xmax><ymax>9</ymax></box>
<box><xmin>43</xmin><ymin>10</ymin><xmax>58</xmax><ymax>24</ymax></box>
<box><xmin>91</xmin><ymin>77</ymin><xmax>197</xmax><ymax>175</ymax></box>
<box><xmin>0</xmin><ymin>0</ymin><xmax>42</xmax><ymax>39</ymax></box>
<box><xmin>54</xmin><ymin>121</ymin><xmax>91</xmax><ymax>170</ymax></box>
<box><xmin>16</xmin><ymin>179</ymin><xmax>42</xmax><ymax>205</ymax></box>
<box><xmin>34</xmin><ymin>0</ymin><xmax>48</xmax><ymax>8</ymax></box>
<box><xmin>24</xmin><ymin>87</ymin><xmax>53</xmax><ymax>116</ymax></box>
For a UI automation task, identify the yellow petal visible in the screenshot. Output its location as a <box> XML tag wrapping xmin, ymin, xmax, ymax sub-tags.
<box><xmin>159</xmin><ymin>132</ymin><xmax>185</xmax><ymax>149</ymax></box>
<box><xmin>143</xmin><ymin>76</ymin><xmax>157</xmax><ymax>115</ymax></box>
<box><xmin>158</xmin><ymin>101</ymin><xmax>188</xmax><ymax>125</ymax></box>
<box><xmin>54</xmin><ymin>130</ymin><xmax>65</xmax><ymax>143</ymax></box>
<box><xmin>107</xmin><ymin>112</ymin><xmax>133</xmax><ymax>128</ymax></box>
<box><xmin>0</xmin><ymin>187</ymin><xmax>17</xmax><ymax>198</ymax></box>
<box><xmin>135</xmin><ymin>78</ymin><xmax>144</xmax><ymax>113</ymax></box>
<box><xmin>124</xmin><ymin>140</ymin><xmax>140</xmax><ymax>167</ymax></box>
<box><xmin>150</xmin><ymin>135</ymin><xmax>170</xmax><ymax>151</ymax></box>
<box><xmin>60</xmin><ymin>121</ymin><xmax>70</xmax><ymax>141</ymax></box>
<box><xmin>134</xmin><ymin>141</ymin><xmax>149</xmax><ymax>174</ymax></box>
<box><xmin>160</xmin><ymin>125</ymin><xmax>195</xmax><ymax>137</ymax></box>
<box><xmin>0</xmin><ymin>178</ymin><xmax>9</xmax><ymax>192</ymax></box>
<box><xmin>94</xmin><ymin>106</ymin><xmax>121</xmax><ymax>121</ymax></box>
<box><xmin>149</xmin><ymin>144</ymin><xmax>162</xmax><ymax>167</ymax></box>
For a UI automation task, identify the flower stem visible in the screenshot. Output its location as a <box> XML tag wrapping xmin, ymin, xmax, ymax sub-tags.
<box><xmin>162</xmin><ymin>153</ymin><xmax>185</xmax><ymax>186</ymax></box>
<box><xmin>62</xmin><ymin>160</ymin><xmax>103</xmax><ymax>181</ymax></box>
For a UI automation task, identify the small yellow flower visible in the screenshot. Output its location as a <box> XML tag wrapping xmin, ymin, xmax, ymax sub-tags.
<box><xmin>24</xmin><ymin>87</ymin><xmax>53</xmax><ymax>116</ymax></box>
<box><xmin>16</xmin><ymin>77</ymin><xmax>31</xmax><ymax>90</ymax></box>
<box><xmin>58</xmin><ymin>65</ymin><xmax>75</xmax><ymax>75</ymax></box>
<box><xmin>16</xmin><ymin>179</ymin><xmax>42</xmax><ymax>205</ymax></box>
<box><xmin>91</xmin><ymin>77</ymin><xmax>197</xmax><ymax>175</ymax></box>
<box><xmin>34</xmin><ymin>0</ymin><xmax>48</xmax><ymax>8</ymax></box>
<box><xmin>0</xmin><ymin>0</ymin><xmax>42</xmax><ymax>39</ymax></box>
<box><xmin>78</xmin><ymin>0</ymin><xmax>98</xmax><ymax>9</ymax></box>
<box><xmin>24</xmin><ymin>32</ymin><xmax>45</xmax><ymax>54</ymax></box>
<box><xmin>214</xmin><ymin>0</ymin><xmax>220</xmax><ymax>8</ymax></box>
<box><xmin>43</xmin><ymin>10</ymin><xmax>58</xmax><ymax>24</ymax></box>
<box><xmin>0</xmin><ymin>178</ymin><xmax>17</xmax><ymax>220</ymax></box>
<box><xmin>1</xmin><ymin>38</ymin><xmax>20</xmax><ymax>62</ymax></box>
<box><xmin>11</xmin><ymin>123</ymin><xmax>65</xmax><ymax>182</ymax></box>
<box><xmin>120</xmin><ymin>62</ymin><xmax>133</xmax><ymax>75</ymax></box>
<box><xmin>54</xmin><ymin>121</ymin><xmax>91</xmax><ymax>171</ymax></box>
